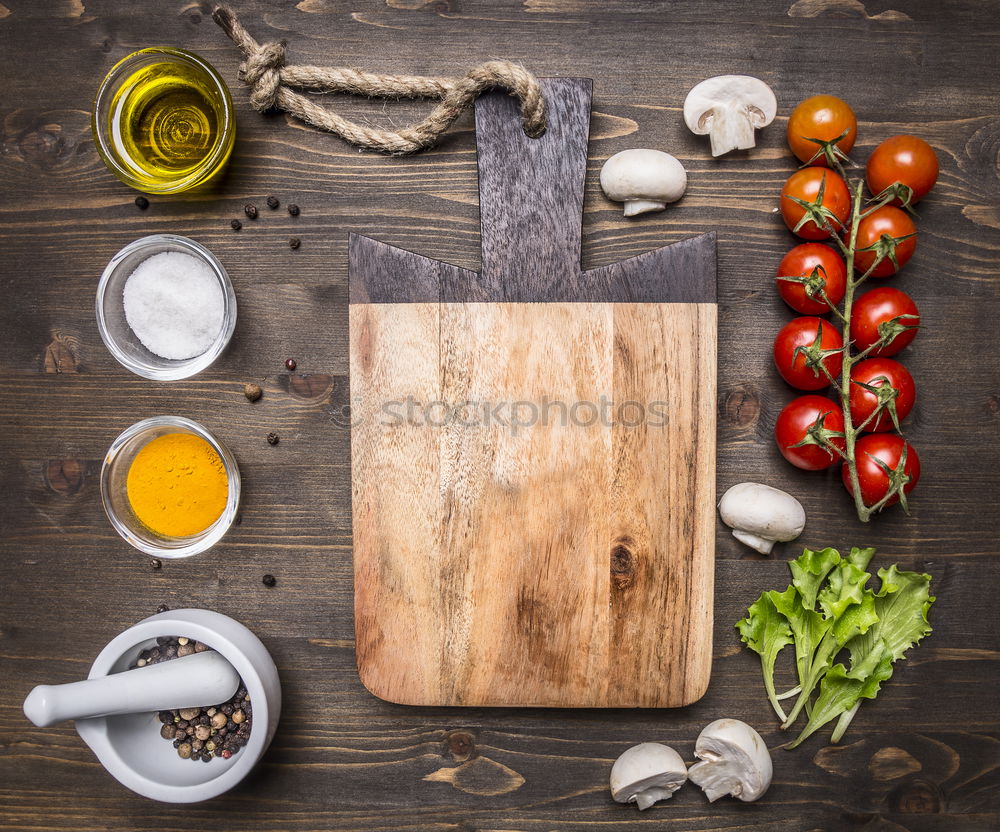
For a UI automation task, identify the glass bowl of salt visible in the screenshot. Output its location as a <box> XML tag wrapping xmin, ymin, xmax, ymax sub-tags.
<box><xmin>96</xmin><ymin>235</ymin><xmax>237</xmax><ymax>380</ymax></box>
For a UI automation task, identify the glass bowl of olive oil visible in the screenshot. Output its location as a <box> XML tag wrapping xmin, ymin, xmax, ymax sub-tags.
<box><xmin>93</xmin><ymin>48</ymin><xmax>235</xmax><ymax>194</ymax></box>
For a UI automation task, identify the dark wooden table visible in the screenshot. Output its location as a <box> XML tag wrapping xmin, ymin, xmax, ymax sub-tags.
<box><xmin>2</xmin><ymin>1</ymin><xmax>998</xmax><ymax>829</ymax></box>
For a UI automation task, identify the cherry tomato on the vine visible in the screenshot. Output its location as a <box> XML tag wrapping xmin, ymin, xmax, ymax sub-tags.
<box><xmin>849</xmin><ymin>358</ymin><xmax>916</xmax><ymax>433</ymax></box>
<box><xmin>773</xmin><ymin>316</ymin><xmax>844</xmax><ymax>390</ymax></box>
<box><xmin>850</xmin><ymin>287</ymin><xmax>920</xmax><ymax>356</ymax></box>
<box><xmin>853</xmin><ymin>205</ymin><xmax>917</xmax><ymax>277</ymax></box>
<box><xmin>843</xmin><ymin>434</ymin><xmax>920</xmax><ymax>508</ymax></box>
<box><xmin>786</xmin><ymin>95</ymin><xmax>858</xmax><ymax>167</ymax></box>
<box><xmin>776</xmin><ymin>243</ymin><xmax>847</xmax><ymax>315</ymax></box>
<box><xmin>775</xmin><ymin>394</ymin><xmax>846</xmax><ymax>470</ymax></box>
<box><xmin>781</xmin><ymin>167</ymin><xmax>851</xmax><ymax>240</ymax></box>
<box><xmin>866</xmin><ymin>135</ymin><xmax>939</xmax><ymax>205</ymax></box>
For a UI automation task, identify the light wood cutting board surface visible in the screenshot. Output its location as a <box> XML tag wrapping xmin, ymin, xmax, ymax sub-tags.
<box><xmin>349</xmin><ymin>78</ymin><xmax>717</xmax><ymax>707</ymax></box>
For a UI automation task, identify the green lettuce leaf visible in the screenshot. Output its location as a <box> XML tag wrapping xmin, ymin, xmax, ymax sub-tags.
<box><xmin>737</xmin><ymin>591</ymin><xmax>795</xmax><ymax>720</ymax></box>
<box><xmin>769</xmin><ymin>585</ymin><xmax>829</xmax><ymax>693</ymax></box>
<box><xmin>734</xmin><ymin>546</ymin><xmax>935</xmax><ymax>748</ymax></box>
<box><xmin>790</xmin><ymin>565</ymin><xmax>934</xmax><ymax>746</ymax></box>
<box><xmin>788</xmin><ymin>641</ymin><xmax>894</xmax><ymax>748</ymax></box>
<box><xmin>848</xmin><ymin>565</ymin><xmax>935</xmax><ymax>664</ymax></box>
<box><xmin>782</xmin><ymin>555</ymin><xmax>878</xmax><ymax>728</ymax></box>
<box><xmin>789</xmin><ymin>547</ymin><xmax>842</xmax><ymax>611</ymax></box>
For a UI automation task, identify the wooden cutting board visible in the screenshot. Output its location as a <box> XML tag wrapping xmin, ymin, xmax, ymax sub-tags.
<box><xmin>349</xmin><ymin>78</ymin><xmax>717</xmax><ymax>708</ymax></box>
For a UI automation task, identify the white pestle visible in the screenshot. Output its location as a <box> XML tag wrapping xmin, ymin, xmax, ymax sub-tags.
<box><xmin>23</xmin><ymin>650</ymin><xmax>240</xmax><ymax>728</ymax></box>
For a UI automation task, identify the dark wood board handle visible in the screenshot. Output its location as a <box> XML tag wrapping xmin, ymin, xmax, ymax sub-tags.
<box><xmin>474</xmin><ymin>78</ymin><xmax>593</xmax><ymax>301</ymax></box>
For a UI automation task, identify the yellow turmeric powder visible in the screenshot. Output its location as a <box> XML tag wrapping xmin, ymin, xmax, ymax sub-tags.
<box><xmin>127</xmin><ymin>432</ymin><xmax>228</xmax><ymax>537</ymax></box>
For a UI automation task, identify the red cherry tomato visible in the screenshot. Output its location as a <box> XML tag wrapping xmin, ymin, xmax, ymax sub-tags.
<box><xmin>849</xmin><ymin>358</ymin><xmax>916</xmax><ymax>432</ymax></box>
<box><xmin>776</xmin><ymin>243</ymin><xmax>847</xmax><ymax>315</ymax></box>
<box><xmin>843</xmin><ymin>434</ymin><xmax>920</xmax><ymax>507</ymax></box>
<box><xmin>773</xmin><ymin>316</ymin><xmax>844</xmax><ymax>390</ymax></box>
<box><xmin>775</xmin><ymin>394</ymin><xmax>846</xmax><ymax>470</ymax></box>
<box><xmin>866</xmin><ymin>135</ymin><xmax>939</xmax><ymax>205</ymax></box>
<box><xmin>781</xmin><ymin>167</ymin><xmax>851</xmax><ymax>240</ymax></box>
<box><xmin>853</xmin><ymin>205</ymin><xmax>917</xmax><ymax>277</ymax></box>
<box><xmin>787</xmin><ymin>95</ymin><xmax>858</xmax><ymax>167</ymax></box>
<box><xmin>850</xmin><ymin>287</ymin><xmax>920</xmax><ymax>356</ymax></box>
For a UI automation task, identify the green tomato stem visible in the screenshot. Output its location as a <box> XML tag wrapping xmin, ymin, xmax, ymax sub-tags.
<box><xmin>837</xmin><ymin>182</ymin><xmax>873</xmax><ymax>523</ymax></box>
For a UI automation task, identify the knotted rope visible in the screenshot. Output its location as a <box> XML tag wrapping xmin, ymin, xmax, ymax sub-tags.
<box><xmin>212</xmin><ymin>6</ymin><xmax>546</xmax><ymax>154</ymax></box>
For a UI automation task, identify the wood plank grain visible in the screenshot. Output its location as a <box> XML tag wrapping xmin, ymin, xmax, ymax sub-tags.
<box><xmin>436</xmin><ymin>302</ymin><xmax>612</xmax><ymax>706</ymax></box>
<box><xmin>349</xmin><ymin>301</ymin><xmax>444</xmax><ymax>704</ymax></box>
<box><xmin>608</xmin><ymin>303</ymin><xmax>716</xmax><ymax>707</ymax></box>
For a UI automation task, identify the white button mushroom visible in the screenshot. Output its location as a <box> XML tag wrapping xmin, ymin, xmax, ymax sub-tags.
<box><xmin>609</xmin><ymin>742</ymin><xmax>688</xmax><ymax>810</ymax></box>
<box><xmin>688</xmin><ymin>719</ymin><xmax>772</xmax><ymax>802</ymax></box>
<box><xmin>718</xmin><ymin>482</ymin><xmax>805</xmax><ymax>555</ymax></box>
<box><xmin>599</xmin><ymin>149</ymin><xmax>687</xmax><ymax>217</ymax></box>
<box><xmin>683</xmin><ymin>76</ymin><xmax>777</xmax><ymax>157</ymax></box>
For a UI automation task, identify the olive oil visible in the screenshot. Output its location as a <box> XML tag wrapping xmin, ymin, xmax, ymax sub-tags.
<box><xmin>96</xmin><ymin>49</ymin><xmax>234</xmax><ymax>193</ymax></box>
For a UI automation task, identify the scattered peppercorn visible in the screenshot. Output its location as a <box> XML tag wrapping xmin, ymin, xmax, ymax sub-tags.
<box><xmin>266</xmin><ymin>195</ymin><xmax>280</xmax><ymax>210</ymax></box>
<box><xmin>135</xmin><ymin>195</ymin><xmax>150</xmax><ymax>210</ymax></box>
<box><xmin>230</xmin><ymin>218</ymin><xmax>242</xmax><ymax>231</ymax></box>
<box><xmin>262</xmin><ymin>574</ymin><xmax>277</xmax><ymax>588</ymax></box>
<box><xmin>244</xmin><ymin>383</ymin><xmax>263</xmax><ymax>402</ymax></box>
<box><xmin>150</xmin><ymin>558</ymin><xmax>162</xmax><ymax>570</ymax></box>
<box><xmin>266</xmin><ymin>432</ymin><xmax>279</xmax><ymax>446</ymax></box>
<box><xmin>156</xmin><ymin>604</ymin><xmax>169</xmax><ymax>614</ymax></box>
<box><xmin>288</xmin><ymin>237</ymin><xmax>301</xmax><ymax>250</ymax></box>
<box><xmin>244</xmin><ymin>204</ymin><xmax>258</xmax><ymax>220</ymax></box>
<box><xmin>287</xmin><ymin>203</ymin><xmax>300</xmax><ymax>216</ymax></box>
<box><xmin>285</xmin><ymin>358</ymin><xmax>296</xmax><ymax>371</ymax></box>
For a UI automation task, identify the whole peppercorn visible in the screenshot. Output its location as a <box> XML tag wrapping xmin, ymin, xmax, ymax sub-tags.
<box><xmin>179</xmin><ymin>708</ymin><xmax>200</xmax><ymax>721</ymax></box>
<box><xmin>266</xmin><ymin>195</ymin><xmax>280</xmax><ymax>210</ymax></box>
<box><xmin>285</xmin><ymin>358</ymin><xmax>296</xmax><ymax>371</ymax></box>
<box><xmin>230</xmin><ymin>219</ymin><xmax>242</xmax><ymax>231</ymax></box>
<box><xmin>135</xmin><ymin>195</ymin><xmax>150</xmax><ymax>210</ymax></box>
<box><xmin>287</xmin><ymin>203</ymin><xmax>300</xmax><ymax>216</ymax></box>
<box><xmin>156</xmin><ymin>604</ymin><xmax>169</xmax><ymax>614</ymax></box>
<box><xmin>262</xmin><ymin>573</ymin><xmax>277</xmax><ymax>588</ymax></box>
<box><xmin>289</xmin><ymin>237</ymin><xmax>301</xmax><ymax>250</ymax></box>
<box><xmin>211</xmin><ymin>712</ymin><xmax>228</xmax><ymax>729</ymax></box>
<box><xmin>232</xmin><ymin>709</ymin><xmax>246</xmax><ymax>724</ymax></box>
<box><xmin>177</xmin><ymin>742</ymin><xmax>192</xmax><ymax>759</ymax></box>
<box><xmin>221</xmin><ymin>749</ymin><xmax>233</xmax><ymax>759</ymax></box>
<box><xmin>266</xmin><ymin>432</ymin><xmax>279</xmax><ymax>446</ymax></box>
<box><xmin>178</xmin><ymin>643</ymin><xmax>195</xmax><ymax>657</ymax></box>
<box><xmin>244</xmin><ymin>382</ymin><xmax>263</xmax><ymax>402</ymax></box>
<box><xmin>160</xmin><ymin>724</ymin><xmax>176</xmax><ymax>740</ymax></box>
<box><xmin>150</xmin><ymin>558</ymin><xmax>162</xmax><ymax>570</ymax></box>
<box><xmin>244</xmin><ymin>204</ymin><xmax>258</xmax><ymax>220</ymax></box>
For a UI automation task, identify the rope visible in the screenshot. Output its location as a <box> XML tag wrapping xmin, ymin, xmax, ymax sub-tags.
<box><xmin>212</xmin><ymin>5</ymin><xmax>546</xmax><ymax>154</ymax></box>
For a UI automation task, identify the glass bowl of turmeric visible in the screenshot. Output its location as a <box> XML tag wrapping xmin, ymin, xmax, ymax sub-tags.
<box><xmin>101</xmin><ymin>416</ymin><xmax>241</xmax><ymax>558</ymax></box>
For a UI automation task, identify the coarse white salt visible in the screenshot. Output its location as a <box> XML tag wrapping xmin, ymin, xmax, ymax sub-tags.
<box><xmin>123</xmin><ymin>251</ymin><xmax>225</xmax><ymax>360</ymax></box>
